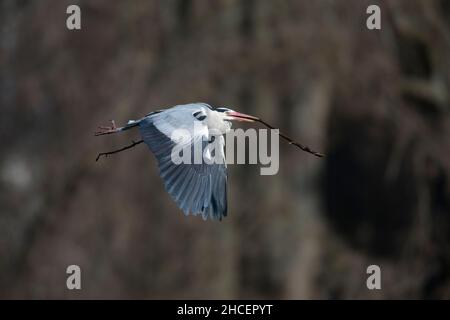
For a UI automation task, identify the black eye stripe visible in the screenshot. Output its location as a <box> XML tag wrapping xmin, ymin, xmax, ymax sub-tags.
<box><xmin>193</xmin><ymin>111</ymin><xmax>207</xmax><ymax>121</ymax></box>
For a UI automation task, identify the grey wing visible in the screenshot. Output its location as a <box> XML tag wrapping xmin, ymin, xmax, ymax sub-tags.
<box><xmin>138</xmin><ymin>114</ymin><xmax>228</xmax><ymax>220</ymax></box>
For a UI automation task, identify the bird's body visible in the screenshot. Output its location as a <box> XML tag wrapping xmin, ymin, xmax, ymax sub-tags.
<box><xmin>95</xmin><ymin>102</ymin><xmax>323</xmax><ymax>221</ymax></box>
<box><xmin>139</xmin><ymin>104</ymin><xmax>230</xmax><ymax>220</ymax></box>
<box><xmin>96</xmin><ymin>103</ymin><xmax>252</xmax><ymax>220</ymax></box>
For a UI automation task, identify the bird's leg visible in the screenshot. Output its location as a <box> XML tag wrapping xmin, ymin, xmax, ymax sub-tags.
<box><xmin>95</xmin><ymin>119</ymin><xmax>141</xmax><ymax>136</ymax></box>
<box><xmin>96</xmin><ymin>139</ymin><xmax>144</xmax><ymax>162</ymax></box>
<box><xmin>95</xmin><ymin>120</ymin><xmax>119</xmax><ymax>136</ymax></box>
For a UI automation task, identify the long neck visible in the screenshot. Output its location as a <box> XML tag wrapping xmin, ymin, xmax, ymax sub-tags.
<box><xmin>206</xmin><ymin>110</ymin><xmax>231</xmax><ymax>135</ymax></box>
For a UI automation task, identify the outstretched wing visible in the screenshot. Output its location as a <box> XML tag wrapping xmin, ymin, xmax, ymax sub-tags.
<box><xmin>138</xmin><ymin>106</ymin><xmax>227</xmax><ymax>220</ymax></box>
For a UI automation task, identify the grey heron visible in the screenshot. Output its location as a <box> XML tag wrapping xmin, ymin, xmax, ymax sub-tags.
<box><xmin>95</xmin><ymin>103</ymin><xmax>323</xmax><ymax>220</ymax></box>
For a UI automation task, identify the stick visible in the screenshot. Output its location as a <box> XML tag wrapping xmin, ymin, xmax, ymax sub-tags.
<box><xmin>96</xmin><ymin>140</ymin><xmax>144</xmax><ymax>162</ymax></box>
<box><xmin>256</xmin><ymin>118</ymin><xmax>324</xmax><ymax>157</ymax></box>
<box><xmin>234</xmin><ymin>115</ymin><xmax>324</xmax><ymax>157</ymax></box>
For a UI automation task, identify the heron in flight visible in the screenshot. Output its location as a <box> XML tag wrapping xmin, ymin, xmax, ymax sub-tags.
<box><xmin>95</xmin><ymin>103</ymin><xmax>323</xmax><ymax>220</ymax></box>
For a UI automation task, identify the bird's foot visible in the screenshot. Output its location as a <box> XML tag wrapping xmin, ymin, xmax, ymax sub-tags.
<box><xmin>95</xmin><ymin>120</ymin><xmax>118</xmax><ymax>136</ymax></box>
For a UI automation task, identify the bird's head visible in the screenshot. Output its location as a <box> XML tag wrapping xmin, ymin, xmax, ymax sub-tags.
<box><xmin>214</xmin><ymin>107</ymin><xmax>259</xmax><ymax>123</ymax></box>
<box><xmin>193</xmin><ymin>105</ymin><xmax>259</xmax><ymax>135</ymax></box>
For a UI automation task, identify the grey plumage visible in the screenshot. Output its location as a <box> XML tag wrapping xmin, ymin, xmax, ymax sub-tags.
<box><xmin>138</xmin><ymin>105</ymin><xmax>228</xmax><ymax>220</ymax></box>
<box><xmin>95</xmin><ymin>102</ymin><xmax>274</xmax><ymax>221</ymax></box>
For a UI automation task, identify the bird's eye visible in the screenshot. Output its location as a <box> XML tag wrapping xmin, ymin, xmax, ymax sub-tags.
<box><xmin>193</xmin><ymin>111</ymin><xmax>207</xmax><ymax>121</ymax></box>
<box><xmin>215</xmin><ymin>108</ymin><xmax>229</xmax><ymax>113</ymax></box>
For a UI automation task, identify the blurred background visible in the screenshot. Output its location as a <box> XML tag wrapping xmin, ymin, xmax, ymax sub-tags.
<box><xmin>1</xmin><ymin>0</ymin><xmax>450</xmax><ymax>299</ymax></box>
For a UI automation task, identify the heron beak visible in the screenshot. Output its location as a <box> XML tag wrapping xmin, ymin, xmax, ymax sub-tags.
<box><xmin>225</xmin><ymin>111</ymin><xmax>259</xmax><ymax>122</ymax></box>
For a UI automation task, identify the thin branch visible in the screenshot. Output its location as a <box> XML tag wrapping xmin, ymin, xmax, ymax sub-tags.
<box><xmin>96</xmin><ymin>140</ymin><xmax>144</xmax><ymax>162</ymax></box>
<box><xmin>256</xmin><ymin>118</ymin><xmax>324</xmax><ymax>157</ymax></box>
<box><xmin>234</xmin><ymin>115</ymin><xmax>325</xmax><ymax>157</ymax></box>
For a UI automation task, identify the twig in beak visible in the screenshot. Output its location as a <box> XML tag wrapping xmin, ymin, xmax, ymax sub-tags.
<box><xmin>256</xmin><ymin>118</ymin><xmax>324</xmax><ymax>157</ymax></box>
<box><xmin>230</xmin><ymin>114</ymin><xmax>324</xmax><ymax>158</ymax></box>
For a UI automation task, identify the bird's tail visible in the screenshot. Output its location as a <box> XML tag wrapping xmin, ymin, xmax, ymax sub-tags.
<box><xmin>121</xmin><ymin>111</ymin><xmax>162</xmax><ymax>131</ymax></box>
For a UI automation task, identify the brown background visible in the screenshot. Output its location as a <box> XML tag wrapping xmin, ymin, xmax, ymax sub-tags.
<box><xmin>1</xmin><ymin>0</ymin><xmax>450</xmax><ymax>299</ymax></box>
